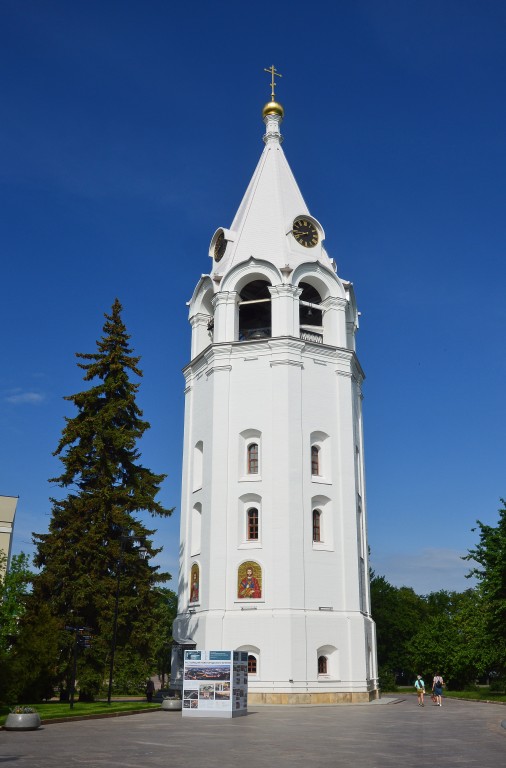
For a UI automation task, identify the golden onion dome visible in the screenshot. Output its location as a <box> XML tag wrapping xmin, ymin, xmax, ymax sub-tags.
<box><xmin>262</xmin><ymin>100</ymin><xmax>284</xmax><ymax>119</ymax></box>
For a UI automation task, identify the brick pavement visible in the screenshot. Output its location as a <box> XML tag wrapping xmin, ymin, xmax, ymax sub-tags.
<box><xmin>1</xmin><ymin>695</ymin><xmax>505</xmax><ymax>767</ymax></box>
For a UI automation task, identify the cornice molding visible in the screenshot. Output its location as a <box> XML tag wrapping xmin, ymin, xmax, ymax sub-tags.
<box><xmin>212</xmin><ymin>291</ymin><xmax>239</xmax><ymax>308</ymax></box>
<box><xmin>320</xmin><ymin>296</ymin><xmax>347</xmax><ymax>311</ymax></box>
<box><xmin>184</xmin><ymin>337</ymin><xmax>364</xmax><ymax>383</ymax></box>
<box><xmin>268</xmin><ymin>284</ymin><xmax>302</xmax><ymax>299</ymax></box>
<box><xmin>190</xmin><ymin>312</ymin><xmax>212</xmax><ymax>327</ymax></box>
<box><xmin>270</xmin><ymin>359</ymin><xmax>304</xmax><ymax>368</ymax></box>
<box><xmin>206</xmin><ymin>365</ymin><xmax>233</xmax><ymax>378</ymax></box>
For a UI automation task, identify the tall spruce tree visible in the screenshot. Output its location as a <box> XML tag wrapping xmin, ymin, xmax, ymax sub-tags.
<box><xmin>29</xmin><ymin>299</ymin><xmax>173</xmax><ymax>699</ymax></box>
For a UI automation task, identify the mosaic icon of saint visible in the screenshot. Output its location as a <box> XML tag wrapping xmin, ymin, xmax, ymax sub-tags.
<box><xmin>190</xmin><ymin>564</ymin><xmax>199</xmax><ymax>603</ymax></box>
<box><xmin>238</xmin><ymin>563</ymin><xmax>261</xmax><ymax>599</ymax></box>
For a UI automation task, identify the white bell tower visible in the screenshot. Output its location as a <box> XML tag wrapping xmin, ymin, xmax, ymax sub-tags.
<box><xmin>172</xmin><ymin>73</ymin><xmax>378</xmax><ymax>704</ymax></box>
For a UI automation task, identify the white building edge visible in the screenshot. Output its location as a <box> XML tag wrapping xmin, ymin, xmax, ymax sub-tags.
<box><xmin>0</xmin><ymin>495</ymin><xmax>18</xmax><ymax>581</ymax></box>
<box><xmin>172</xmin><ymin>90</ymin><xmax>379</xmax><ymax>704</ymax></box>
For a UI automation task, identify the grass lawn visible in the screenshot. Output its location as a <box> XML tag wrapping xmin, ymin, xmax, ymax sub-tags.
<box><xmin>394</xmin><ymin>686</ymin><xmax>506</xmax><ymax>703</ymax></box>
<box><xmin>0</xmin><ymin>700</ymin><xmax>160</xmax><ymax>727</ymax></box>
<box><xmin>442</xmin><ymin>689</ymin><xmax>506</xmax><ymax>703</ymax></box>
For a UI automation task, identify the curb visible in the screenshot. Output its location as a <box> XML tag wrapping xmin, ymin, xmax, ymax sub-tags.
<box><xmin>1</xmin><ymin>707</ymin><xmax>162</xmax><ymax>729</ymax></box>
<box><xmin>442</xmin><ymin>697</ymin><xmax>506</xmax><ymax>707</ymax></box>
<box><xmin>402</xmin><ymin>692</ymin><xmax>506</xmax><ymax>707</ymax></box>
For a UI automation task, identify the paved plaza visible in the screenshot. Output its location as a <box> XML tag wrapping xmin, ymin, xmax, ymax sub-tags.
<box><xmin>1</xmin><ymin>696</ymin><xmax>505</xmax><ymax>767</ymax></box>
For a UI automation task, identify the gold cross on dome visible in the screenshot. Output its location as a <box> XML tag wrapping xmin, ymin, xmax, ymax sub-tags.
<box><xmin>264</xmin><ymin>65</ymin><xmax>282</xmax><ymax>100</ymax></box>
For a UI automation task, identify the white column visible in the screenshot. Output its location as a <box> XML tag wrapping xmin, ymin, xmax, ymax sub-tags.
<box><xmin>212</xmin><ymin>291</ymin><xmax>239</xmax><ymax>343</ymax></box>
<box><xmin>205</xmin><ymin>345</ymin><xmax>233</xmax><ymax>613</ymax></box>
<box><xmin>189</xmin><ymin>313</ymin><xmax>212</xmax><ymax>358</ymax></box>
<box><xmin>320</xmin><ymin>296</ymin><xmax>347</xmax><ymax>347</ymax></box>
<box><xmin>269</xmin><ymin>284</ymin><xmax>302</xmax><ymax>338</ymax></box>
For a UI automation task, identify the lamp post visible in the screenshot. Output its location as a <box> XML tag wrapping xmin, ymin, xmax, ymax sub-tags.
<box><xmin>65</xmin><ymin>625</ymin><xmax>92</xmax><ymax>709</ymax></box>
<box><xmin>107</xmin><ymin>530</ymin><xmax>148</xmax><ymax>705</ymax></box>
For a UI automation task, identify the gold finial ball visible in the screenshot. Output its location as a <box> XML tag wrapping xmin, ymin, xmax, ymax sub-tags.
<box><xmin>262</xmin><ymin>100</ymin><xmax>284</xmax><ymax>119</ymax></box>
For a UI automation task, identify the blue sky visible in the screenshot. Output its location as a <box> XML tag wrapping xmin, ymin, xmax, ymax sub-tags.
<box><xmin>1</xmin><ymin>0</ymin><xmax>504</xmax><ymax>595</ymax></box>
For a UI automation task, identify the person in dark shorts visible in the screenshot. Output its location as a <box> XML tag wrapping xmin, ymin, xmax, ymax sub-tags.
<box><xmin>432</xmin><ymin>673</ymin><xmax>444</xmax><ymax>706</ymax></box>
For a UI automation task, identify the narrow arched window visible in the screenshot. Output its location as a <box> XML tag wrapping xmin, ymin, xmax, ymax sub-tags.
<box><xmin>248</xmin><ymin>655</ymin><xmax>257</xmax><ymax>674</ymax></box>
<box><xmin>311</xmin><ymin>445</ymin><xmax>320</xmax><ymax>476</ymax></box>
<box><xmin>193</xmin><ymin>441</ymin><xmax>203</xmax><ymax>491</ymax></box>
<box><xmin>239</xmin><ymin>280</ymin><xmax>271</xmax><ymax>341</ymax></box>
<box><xmin>247</xmin><ymin>443</ymin><xmax>259</xmax><ymax>474</ymax></box>
<box><xmin>247</xmin><ymin>508</ymin><xmax>259</xmax><ymax>540</ymax></box>
<box><xmin>318</xmin><ymin>656</ymin><xmax>327</xmax><ymax>674</ymax></box>
<box><xmin>191</xmin><ymin>503</ymin><xmax>202</xmax><ymax>555</ymax></box>
<box><xmin>313</xmin><ymin>510</ymin><xmax>321</xmax><ymax>543</ymax></box>
<box><xmin>299</xmin><ymin>282</ymin><xmax>323</xmax><ymax>343</ymax></box>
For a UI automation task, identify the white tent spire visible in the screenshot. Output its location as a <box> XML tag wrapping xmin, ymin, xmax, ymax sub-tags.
<box><xmin>211</xmin><ymin>73</ymin><xmax>334</xmax><ymax>278</ymax></box>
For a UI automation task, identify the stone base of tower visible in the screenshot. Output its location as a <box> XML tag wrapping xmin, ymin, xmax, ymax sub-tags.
<box><xmin>249</xmin><ymin>689</ymin><xmax>379</xmax><ymax>705</ymax></box>
<box><xmin>172</xmin><ymin>611</ymin><xmax>379</xmax><ymax>706</ymax></box>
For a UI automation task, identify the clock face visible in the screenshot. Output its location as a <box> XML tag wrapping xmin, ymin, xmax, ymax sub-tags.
<box><xmin>214</xmin><ymin>231</ymin><xmax>226</xmax><ymax>262</ymax></box>
<box><xmin>292</xmin><ymin>218</ymin><xmax>318</xmax><ymax>248</ymax></box>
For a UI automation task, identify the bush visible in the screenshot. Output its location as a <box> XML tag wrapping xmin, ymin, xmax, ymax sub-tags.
<box><xmin>378</xmin><ymin>667</ymin><xmax>397</xmax><ymax>692</ymax></box>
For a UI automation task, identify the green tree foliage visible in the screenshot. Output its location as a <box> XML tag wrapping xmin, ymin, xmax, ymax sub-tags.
<box><xmin>464</xmin><ymin>499</ymin><xmax>506</xmax><ymax>674</ymax></box>
<box><xmin>25</xmin><ymin>299</ymin><xmax>173</xmax><ymax>700</ymax></box>
<box><xmin>0</xmin><ymin>552</ymin><xmax>32</xmax><ymax>652</ymax></box>
<box><xmin>0</xmin><ymin>552</ymin><xmax>34</xmax><ymax>703</ymax></box>
<box><xmin>371</xmin><ymin>564</ymin><xmax>492</xmax><ymax>690</ymax></box>
<box><xmin>370</xmin><ymin>571</ymin><xmax>428</xmax><ymax>681</ymax></box>
<box><xmin>370</xmin><ymin>539</ymin><xmax>505</xmax><ymax>692</ymax></box>
<box><xmin>152</xmin><ymin>587</ymin><xmax>178</xmax><ymax>688</ymax></box>
<box><xmin>407</xmin><ymin>589</ymin><xmax>489</xmax><ymax>688</ymax></box>
<box><xmin>3</xmin><ymin>604</ymin><xmax>62</xmax><ymax>704</ymax></box>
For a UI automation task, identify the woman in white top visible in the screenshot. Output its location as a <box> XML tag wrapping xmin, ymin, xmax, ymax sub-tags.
<box><xmin>432</xmin><ymin>673</ymin><xmax>444</xmax><ymax>706</ymax></box>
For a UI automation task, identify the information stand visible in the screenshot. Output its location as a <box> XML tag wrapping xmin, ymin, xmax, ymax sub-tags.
<box><xmin>182</xmin><ymin>650</ymin><xmax>248</xmax><ymax>718</ymax></box>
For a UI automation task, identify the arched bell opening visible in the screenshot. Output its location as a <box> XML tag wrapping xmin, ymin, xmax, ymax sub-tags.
<box><xmin>189</xmin><ymin>277</ymin><xmax>216</xmax><ymax>357</ymax></box>
<box><xmin>299</xmin><ymin>282</ymin><xmax>323</xmax><ymax>343</ymax></box>
<box><xmin>238</xmin><ymin>280</ymin><xmax>272</xmax><ymax>341</ymax></box>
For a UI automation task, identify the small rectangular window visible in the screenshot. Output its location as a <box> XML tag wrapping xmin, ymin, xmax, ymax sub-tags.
<box><xmin>311</xmin><ymin>445</ymin><xmax>320</xmax><ymax>476</ymax></box>
<box><xmin>247</xmin><ymin>443</ymin><xmax>259</xmax><ymax>474</ymax></box>
<box><xmin>247</xmin><ymin>508</ymin><xmax>259</xmax><ymax>540</ymax></box>
<box><xmin>312</xmin><ymin>510</ymin><xmax>321</xmax><ymax>542</ymax></box>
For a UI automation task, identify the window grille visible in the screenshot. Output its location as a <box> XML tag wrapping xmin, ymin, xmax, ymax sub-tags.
<box><xmin>248</xmin><ymin>443</ymin><xmax>259</xmax><ymax>474</ymax></box>
<box><xmin>247</xmin><ymin>508</ymin><xmax>259</xmax><ymax>540</ymax></box>
<box><xmin>311</xmin><ymin>445</ymin><xmax>320</xmax><ymax>475</ymax></box>
<box><xmin>313</xmin><ymin>510</ymin><xmax>321</xmax><ymax>542</ymax></box>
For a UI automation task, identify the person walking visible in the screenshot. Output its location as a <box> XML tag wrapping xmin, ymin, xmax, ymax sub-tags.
<box><xmin>146</xmin><ymin>678</ymin><xmax>155</xmax><ymax>703</ymax></box>
<box><xmin>432</xmin><ymin>673</ymin><xmax>444</xmax><ymax>706</ymax></box>
<box><xmin>414</xmin><ymin>675</ymin><xmax>425</xmax><ymax>706</ymax></box>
